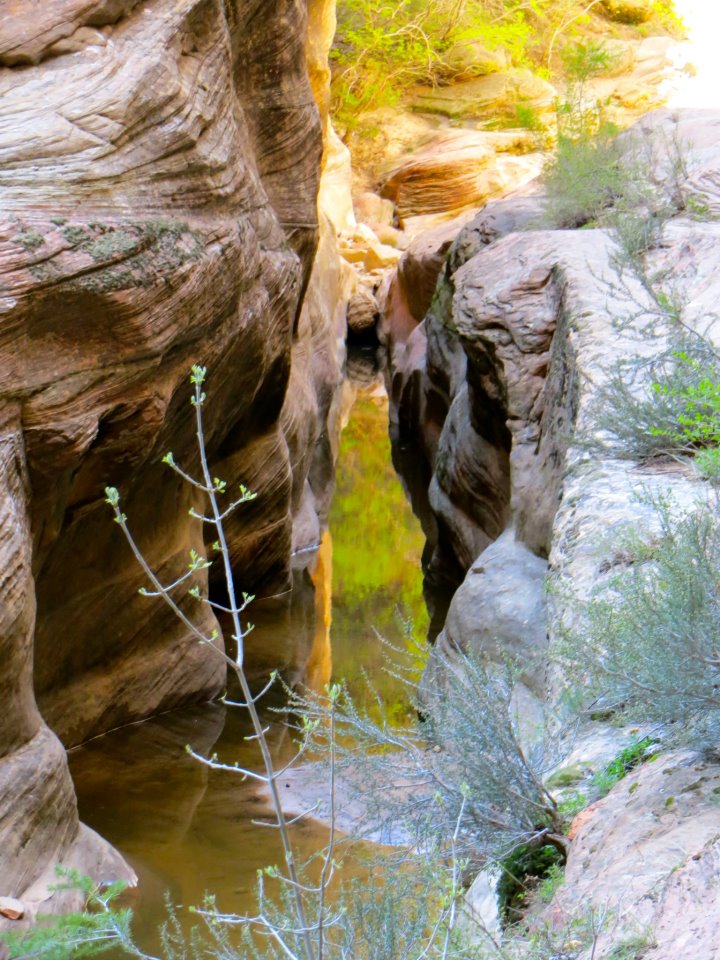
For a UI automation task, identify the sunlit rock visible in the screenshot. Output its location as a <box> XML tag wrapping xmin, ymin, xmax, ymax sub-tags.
<box><xmin>410</xmin><ymin>70</ymin><xmax>557</xmax><ymax>123</ymax></box>
<box><xmin>381</xmin><ymin>129</ymin><xmax>544</xmax><ymax>223</ymax></box>
<box><xmin>551</xmin><ymin>751</ymin><xmax>720</xmax><ymax>958</ymax></box>
<box><xmin>0</xmin><ymin>900</ymin><xmax>23</xmax><ymax>922</ymax></box>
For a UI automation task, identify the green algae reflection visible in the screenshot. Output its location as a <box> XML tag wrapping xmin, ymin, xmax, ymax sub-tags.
<box><xmin>329</xmin><ymin>387</ymin><xmax>429</xmax><ymax>724</ymax></box>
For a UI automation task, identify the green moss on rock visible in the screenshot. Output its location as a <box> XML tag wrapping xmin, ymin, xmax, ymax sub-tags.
<box><xmin>59</xmin><ymin>219</ymin><xmax>206</xmax><ymax>293</ymax></box>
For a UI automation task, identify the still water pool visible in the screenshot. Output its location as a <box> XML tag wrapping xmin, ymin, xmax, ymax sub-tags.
<box><xmin>68</xmin><ymin>375</ymin><xmax>427</xmax><ymax>949</ymax></box>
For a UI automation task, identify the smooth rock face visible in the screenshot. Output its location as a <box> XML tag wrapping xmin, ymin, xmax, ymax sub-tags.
<box><xmin>382</xmin><ymin>213</ymin><xmax>475</xmax><ymax>352</ymax></box>
<box><xmin>0</xmin><ymin>408</ymin><xmax>135</xmax><ymax>917</ymax></box>
<box><xmin>435</xmin><ymin>529</ymin><xmax>548</xmax><ymax>694</ymax></box>
<box><xmin>0</xmin><ymin>0</ymin><xmax>342</xmax><ymax>908</ymax></box>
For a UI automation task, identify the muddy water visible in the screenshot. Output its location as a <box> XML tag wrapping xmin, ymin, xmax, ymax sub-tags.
<box><xmin>68</xmin><ymin>375</ymin><xmax>427</xmax><ymax>949</ymax></box>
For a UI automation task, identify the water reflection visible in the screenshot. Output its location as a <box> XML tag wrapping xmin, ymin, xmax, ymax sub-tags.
<box><xmin>69</xmin><ymin>371</ymin><xmax>428</xmax><ymax>946</ymax></box>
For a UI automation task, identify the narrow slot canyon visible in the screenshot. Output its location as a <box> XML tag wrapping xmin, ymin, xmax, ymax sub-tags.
<box><xmin>3</xmin><ymin>1</ymin><xmax>720</xmax><ymax>957</ymax></box>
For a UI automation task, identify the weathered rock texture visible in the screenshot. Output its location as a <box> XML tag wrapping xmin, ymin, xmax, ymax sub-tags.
<box><xmin>0</xmin><ymin>0</ymin><xmax>343</xmax><ymax>908</ymax></box>
<box><xmin>0</xmin><ymin>405</ymin><xmax>134</xmax><ymax>923</ymax></box>
<box><xmin>553</xmin><ymin>750</ymin><xmax>720</xmax><ymax>960</ymax></box>
<box><xmin>391</xmin><ymin>110</ymin><xmax>720</xmax><ymax>589</ymax></box>
<box><xmin>381</xmin><ymin>130</ymin><xmax>543</xmax><ymax>225</ymax></box>
<box><xmin>409</xmin><ymin>70</ymin><xmax>557</xmax><ymax>124</ymax></box>
<box><xmin>396</xmin><ymin>108</ymin><xmax>720</xmax><ymax>954</ymax></box>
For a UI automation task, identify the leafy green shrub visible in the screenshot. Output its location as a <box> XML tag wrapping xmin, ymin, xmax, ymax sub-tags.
<box><xmin>1</xmin><ymin>869</ymin><xmax>133</xmax><ymax>960</ymax></box>
<box><xmin>591</xmin><ymin>736</ymin><xmax>657</xmax><ymax>797</ymax></box>
<box><xmin>497</xmin><ymin>844</ymin><xmax>565</xmax><ymax>924</ymax></box>
<box><xmin>648</xmin><ymin>0</ymin><xmax>685</xmax><ymax>33</ymax></box>
<box><xmin>653</xmin><ymin>355</ymin><xmax>720</xmax><ymax>479</ymax></box>
<box><xmin>537</xmin><ymin>861</ymin><xmax>566</xmax><ymax>904</ymax></box>
<box><xmin>331</xmin><ymin>0</ymin><xmax>533</xmax><ymax>123</ymax></box>
<box><xmin>584</xmin><ymin>339</ymin><xmax>720</xmax><ymax>462</ymax></box>
<box><xmin>330</xmin><ymin>1</ymin><xmax>668</xmax><ymax>127</ymax></box>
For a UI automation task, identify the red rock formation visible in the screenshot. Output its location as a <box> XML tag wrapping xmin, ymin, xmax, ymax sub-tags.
<box><xmin>0</xmin><ymin>0</ymin><xmax>342</xmax><ymax>906</ymax></box>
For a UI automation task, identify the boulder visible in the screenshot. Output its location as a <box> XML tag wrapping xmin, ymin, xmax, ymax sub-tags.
<box><xmin>461</xmin><ymin>869</ymin><xmax>501</xmax><ymax>942</ymax></box>
<box><xmin>347</xmin><ymin>288</ymin><xmax>380</xmax><ymax>335</ymax></box>
<box><xmin>435</xmin><ymin>530</ymin><xmax>548</xmax><ymax>694</ymax></box>
<box><xmin>381</xmin><ymin>130</ymin><xmax>544</xmax><ymax>222</ymax></box>
<box><xmin>339</xmin><ymin>224</ymin><xmax>402</xmax><ymax>271</ymax></box>
<box><xmin>371</xmin><ymin>224</ymin><xmax>409</xmax><ymax>249</ymax></box>
<box><xmin>428</xmin><ymin>381</ymin><xmax>511</xmax><ymax>581</ymax></box>
<box><xmin>354</xmin><ymin>191</ymin><xmax>395</xmax><ymax>228</ymax></box>
<box><xmin>0</xmin><ymin>898</ymin><xmax>24</xmax><ymax>922</ymax></box>
<box><xmin>447</xmin><ymin>193</ymin><xmax>545</xmax><ymax>267</ymax></box>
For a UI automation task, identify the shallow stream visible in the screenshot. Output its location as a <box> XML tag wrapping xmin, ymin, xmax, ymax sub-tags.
<box><xmin>68</xmin><ymin>371</ymin><xmax>427</xmax><ymax>949</ymax></box>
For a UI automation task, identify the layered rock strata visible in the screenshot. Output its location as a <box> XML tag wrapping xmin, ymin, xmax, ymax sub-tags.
<box><xmin>0</xmin><ymin>0</ymin><xmax>343</xmax><ymax>910</ymax></box>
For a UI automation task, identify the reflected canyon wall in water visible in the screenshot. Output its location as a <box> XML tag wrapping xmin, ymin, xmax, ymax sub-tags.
<box><xmin>68</xmin><ymin>368</ymin><xmax>429</xmax><ymax>946</ymax></box>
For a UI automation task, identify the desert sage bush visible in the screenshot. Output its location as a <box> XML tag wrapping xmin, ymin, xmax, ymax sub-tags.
<box><xmin>554</xmin><ymin>492</ymin><xmax>720</xmax><ymax>736</ymax></box>
<box><xmin>541</xmin><ymin>40</ymin><xmax>624</xmax><ymax>228</ymax></box>
<box><xmin>582</xmin><ymin>337</ymin><xmax>720</xmax><ymax>463</ymax></box>
<box><xmin>542</xmin><ymin>43</ymin><xmax>699</xmax><ymax>234</ymax></box>
<box><xmin>291</xmin><ymin>637</ymin><xmax>569</xmax><ymax>870</ymax></box>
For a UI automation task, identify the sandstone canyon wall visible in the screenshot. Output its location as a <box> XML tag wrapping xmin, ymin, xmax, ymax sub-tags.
<box><xmin>0</xmin><ymin>0</ymin><xmax>343</xmax><ymax>910</ymax></box>
<box><xmin>387</xmin><ymin>109</ymin><xmax>720</xmax><ymax>955</ymax></box>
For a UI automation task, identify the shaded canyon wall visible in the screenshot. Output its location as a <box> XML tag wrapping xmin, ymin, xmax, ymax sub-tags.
<box><xmin>0</xmin><ymin>0</ymin><xmax>344</xmax><ymax>910</ymax></box>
